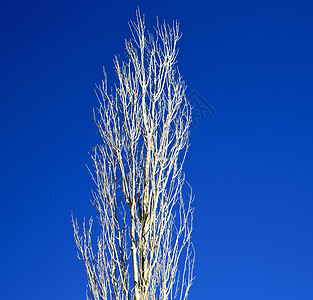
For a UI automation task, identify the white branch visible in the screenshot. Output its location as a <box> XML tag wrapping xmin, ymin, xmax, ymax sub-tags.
<box><xmin>73</xmin><ymin>8</ymin><xmax>195</xmax><ymax>300</ymax></box>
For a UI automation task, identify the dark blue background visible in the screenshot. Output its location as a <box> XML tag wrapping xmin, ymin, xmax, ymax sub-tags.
<box><xmin>1</xmin><ymin>0</ymin><xmax>312</xmax><ymax>299</ymax></box>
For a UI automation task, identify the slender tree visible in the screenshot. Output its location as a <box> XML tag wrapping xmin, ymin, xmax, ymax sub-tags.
<box><xmin>72</xmin><ymin>9</ymin><xmax>195</xmax><ymax>300</ymax></box>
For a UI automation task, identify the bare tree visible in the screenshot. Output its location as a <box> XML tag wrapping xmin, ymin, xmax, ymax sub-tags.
<box><xmin>72</xmin><ymin>9</ymin><xmax>195</xmax><ymax>300</ymax></box>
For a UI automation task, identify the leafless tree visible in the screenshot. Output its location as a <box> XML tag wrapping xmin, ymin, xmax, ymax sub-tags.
<box><xmin>72</xmin><ymin>8</ymin><xmax>195</xmax><ymax>300</ymax></box>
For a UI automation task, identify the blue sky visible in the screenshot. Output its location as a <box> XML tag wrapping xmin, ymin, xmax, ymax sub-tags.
<box><xmin>0</xmin><ymin>0</ymin><xmax>312</xmax><ymax>299</ymax></box>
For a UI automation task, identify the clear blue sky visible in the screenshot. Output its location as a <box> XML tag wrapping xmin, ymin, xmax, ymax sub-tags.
<box><xmin>1</xmin><ymin>0</ymin><xmax>312</xmax><ymax>299</ymax></box>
